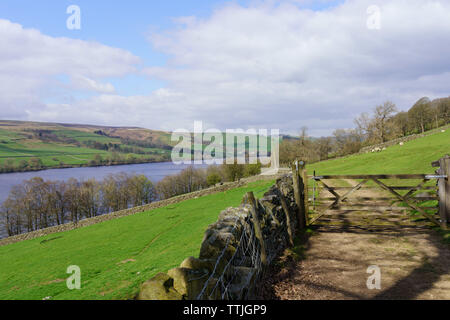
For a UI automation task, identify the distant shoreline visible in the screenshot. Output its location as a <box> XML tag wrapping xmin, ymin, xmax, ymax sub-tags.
<box><xmin>0</xmin><ymin>158</ymin><xmax>168</xmax><ymax>175</ymax></box>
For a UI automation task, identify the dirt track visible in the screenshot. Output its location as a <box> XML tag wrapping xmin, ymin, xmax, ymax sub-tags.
<box><xmin>261</xmin><ymin>227</ymin><xmax>450</xmax><ymax>300</ymax></box>
<box><xmin>259</xmin><ymin>179</ymin><xmax>450</xmax><ymax>300</ymax></box>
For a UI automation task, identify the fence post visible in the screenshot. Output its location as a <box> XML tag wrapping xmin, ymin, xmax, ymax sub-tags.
<box><xmin>301</xmin><ymin>169</ymin><xmax>309</xmax><ymax>225</ymax></box>
<box><xmin>291</xmin><ymin>160</ymin><xmax>306</xmax><ymax>233</ymax></box>
<box><xmin>276</xmin><ymin>182</ymin><xmax>294</xmax><ymax>247</ymax></box>
<box><xmin>246</xmin><ymin>192</ymin><xmax>267</xmax><ymax>266</ymax></box>
<box><xmin>438</xmin><ymin>155</ymin><xmax>450</xmax><ymax>230</ymax></box>
<box><xmin>444</xmin><ymin>156</ymin><xmax>450</xmax><ymax>228</ymax></box>
<box><xmin>446</xmin><ymin>156</ymin><xmax>450</xmax><ymax>227</ymax></box>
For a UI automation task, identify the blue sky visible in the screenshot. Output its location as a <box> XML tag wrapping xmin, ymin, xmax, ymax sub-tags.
<box><xmin>0</xmin><ymin>0</ymin><xmax>241</xmax><ymax>96</ymax></box>
<box><xmin>0</xmin><ymin>0</ymin><xmax>343</xmax><ymax>97</ymax></box>
<box><xmin>0</xmin><ymin>0</ymin><xmax>448</xmax><ymax>135</ymax></box>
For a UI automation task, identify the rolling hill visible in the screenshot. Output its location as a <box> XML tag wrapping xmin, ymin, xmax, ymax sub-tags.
<box><xmin>0</xmin><ymin>120</ymin><xmax>173</xmax><ymax>172</ymax></box>
<box><xmin>0</xmin><ymin>125</ymin><xmax>448</xmax><ymax>300</ymax></box>
<box><xmin>0</xmin><ymin>179</ymin><xmax>274</xmax><ymax>300</ymax></box>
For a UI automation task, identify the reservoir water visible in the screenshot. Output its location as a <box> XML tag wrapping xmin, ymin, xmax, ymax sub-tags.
<box><xmin>0</xmin><ymin>162</ymin><xmax>208</xmax><ymax>203</ymax></box>
<box><xmin>0</xmin><ymin>162</ymin><xmax>207</xmax><ymax>238</ymax></box>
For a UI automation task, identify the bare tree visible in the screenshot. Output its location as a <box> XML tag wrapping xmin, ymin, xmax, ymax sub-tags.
<box><xmin>409</xmin><ymin>97</ymin><xmax>432</xmax><ymax>133</ymax></box>
<box><xmin>372</xmin><ymin>101</ymin><xmax>398</xmax><ymax>142</ymax></box>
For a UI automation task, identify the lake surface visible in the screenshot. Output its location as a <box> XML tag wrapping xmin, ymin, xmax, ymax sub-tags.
<box><xmin>0</xmin><ymin>162</ymin><xmax>208</xmax><ymax>239</ymax></box>
<box><xmin>0</xmin><ymin>162</ymin><xmax>207</xmax><ymax>204</ymax></box>
<box><xmin>0</xmin><ymin>162</ymin><xmax>207</xmax><ymax>239</ymax></box>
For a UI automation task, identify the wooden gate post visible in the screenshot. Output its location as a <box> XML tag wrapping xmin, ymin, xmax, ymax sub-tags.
<box><xmin>301</xmin><ymin>169</ymin><xmax>309</xmax><ymax>225</ymax></box>
<box><xmin>438</xmin><ymin>155</ymin><xmax>450</xmax><ymax>230</ymax></box>
<box><xmin>446</xmin><ymin>156</ymin><xmax>450</xmax><ymax>227</ymax></box>
<box><xmin>444</xmin><ymin>156</ymin><xmax>450</xmax><ymax>228</ymax></box>
<box><xmin>291</xmin><ymin>160</ymin><xmax>306</xmax><ymax>233</ymax></box>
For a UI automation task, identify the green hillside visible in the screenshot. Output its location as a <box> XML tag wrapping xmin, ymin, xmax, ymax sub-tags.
<box><xmin>306</xmin><ymin>129</ymin><xmax>449</xmax><ymax>238</ymax></box>
<box><xmin>0</xmin><ymin>179</ymin><xmax>274</xmax><ymax>300</ymax></box>
<box><xmin>308</xmin><ymin>129</ymin><xmax>449</xmax><ymax>174</ymax></box>
<box><xmin>0</xmin><ymin>120</ymin><xmax>173</xmax><ymax>172</ymax></box>
<box><xmin>0</xmin><ymin>128</ymin><xmax>447</xmax><ymax>300</ymax></box>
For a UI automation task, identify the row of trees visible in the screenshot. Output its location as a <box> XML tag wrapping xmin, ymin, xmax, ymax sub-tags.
<box><xmin>0</xmin><ymin>153</ymin><xmax>161</xmax><ymax>174</ymax></box>
<box><xmin>0</xmin><ymin>163</ymin><xmax>262</xmax><ymax>237</ymax></box>
<box><xmin>279</xmin><ymin>96</ymin><xmax>450</xmax><ymax>165</ymax></box>
<box><xmin>155</xmin><ymin>163</ymin><xmax>262</xmax><ymax>200</ymax></box>
<box><xmin>0</xmin><ymin>157</ymin><xmax>45</xmax><ymax>173</ymax></box>
<box><xmin>0</xmin><ymin>173</ymin><xmax>155</xmax><ymax>237</ymax></box>
<box><xmin>82</xmin><ymin>140</ymin><xmax>166</xmax><ymax>156</ymax></box>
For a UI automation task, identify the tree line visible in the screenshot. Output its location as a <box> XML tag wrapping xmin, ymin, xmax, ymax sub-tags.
<box><xmin>0</xmin><ymin>173</ymin><xmax>155</xmax><ymax>237</ymax></box>
<box><xmin>279</xmin><ymin>96</ymin><xmax>450</xmax><ymax>165</ymax></box>
<box><xmin>0</xmin><ymin>163</ymin><xmax>261</xmax><ymax>238</ymax></box>
<box><xmin>0</xmin><ymin>153</ymin><xmax>162</xmax><ymax>174</ymax></box>
<box><xmin>155</xmin><ymin>162</ymin><xmax>261</xmax><ymax>200</ymax></box>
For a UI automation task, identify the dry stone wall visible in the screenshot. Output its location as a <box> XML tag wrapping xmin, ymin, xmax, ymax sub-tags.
<box><xmin>137</xmin><ymin>175</ymin><xmax>297</xmax><ymax>300</ymax></box>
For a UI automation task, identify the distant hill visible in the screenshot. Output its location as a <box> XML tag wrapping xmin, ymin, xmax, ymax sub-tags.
<box><xmin>0</xmin><ymin>120</ymin><xmax>174</xmax><ymax>172</ymax></box>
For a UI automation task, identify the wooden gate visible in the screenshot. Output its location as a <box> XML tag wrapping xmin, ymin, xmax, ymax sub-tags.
<box><xmin>291</xmin><ymin>156</ymin><xmax>450</xmax><ymax>231</ymax></box>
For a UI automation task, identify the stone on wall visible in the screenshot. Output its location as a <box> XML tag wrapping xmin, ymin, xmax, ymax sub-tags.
<box><xmin>138</xmin><ymin>174</ymin><xmax>296</xmax><ymax>301</ymax></box>
<box><xmin>137</xmin><ymin>273</ymin><xmax>183</xmax><ymax>300</ymax></box>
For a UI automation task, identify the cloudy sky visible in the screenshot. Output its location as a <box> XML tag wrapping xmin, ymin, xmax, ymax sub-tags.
<box><xmin>1</xmin><ymin>0</ymin><xmax>450</xmax><ymax>136</ymax></box>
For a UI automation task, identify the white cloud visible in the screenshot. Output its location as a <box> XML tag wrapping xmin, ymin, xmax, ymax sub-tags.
<box><xmin>0</xmin><ymin>19</ymin><xmax>140</xmax><ymax>118</ymax></box>
<box><xmin>141</xmin><ymin>0</ymin><xmax>450</xmax><ymax>135</ymax></box>
<box><xmin>2</xmin><ymin>1</ymin><xmax>450</xmax><ymax>136</ymax></box>
<box><xmin>70</xmin><ymin>75</ymin><xmax>116</xmax><ymax>94</ymax></box>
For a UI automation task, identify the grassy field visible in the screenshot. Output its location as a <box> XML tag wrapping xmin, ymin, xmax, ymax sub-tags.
<box><xmin>308</xmin><ymin>129</ymin><xmax>450</xmax><ymax>175</ymax></box>
<box><xmin>0</xmin><ymin>121</ymin><xmax>172</xmax><ymax>170</ymax></box>
<box><xmin>0</xmin><ymin>126</ymin><xmax>448</xmax><ymax>300</ymax></box>
<box><xmin>306</xmin><ymin>128</ymin><xmax>449</xmax><ymax>240</ymax></box>
<box><xmin>0</xmin><ymin>179</ymin><xmax>274</xmax><ymax>300</ymax></box>
<box><xmin>306</xmin><ymin>128</ymin><xmax>450</xmax><ymax>197</ymax></box>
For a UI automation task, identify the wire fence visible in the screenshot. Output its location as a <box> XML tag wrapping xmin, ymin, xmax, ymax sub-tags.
<box><xmin>196</xmin><ymin>183</ymin><xmax>295</xmax><ymax>300</ymax></box>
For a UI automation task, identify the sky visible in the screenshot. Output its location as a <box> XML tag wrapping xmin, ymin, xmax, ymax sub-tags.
<box><xmin>0</xmin><ymin>0</ymin><xmax>449</xmax><ymax>136</ymax></box>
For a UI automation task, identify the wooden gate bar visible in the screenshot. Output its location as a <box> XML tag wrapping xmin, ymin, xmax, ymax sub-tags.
<box><xmin>338</xmin><ymin>179</ymin><xmax>369</xmax><ymax>203</ymax></box>
<box><xmin>313</xmin><ymin>174</ymin><xmax>434</xmax><ymax>180</ymax></box>
<box><xmin>316</xmin><ymin>196</ymin><xmax>438</xmax><ymax>201</ymax></box>
<box><xmin>371</xmin><ymin>178</ymin><xmax>440</xmax><ymax>226</ymax></box>
<box><xmin>403</xmin><ymin>179</ymin><xmax>430</xmax><ymax>201</ymax></box>
<box><xmin>310</xmin><ymin>186</ymin><xmax>437</xmax><ymax>191</ymax></box>
<box><xmin>318</xmin><ymin>180</ymin><xmax>341</xmax><ymax>200</ymax></box>
<box><xmin>308</xmin><ymin>161</ymin><xmax>447</xmax><ymax>228</ymax></box>
<box><xmin>317</xmin><ymin>205</ymin><xmax>438</xmax><ymax>211</ymax></box>
<box><xmin>309</xmin><ymin>179</ymin><xmax>369</xmax><ymax>225</ymax></box>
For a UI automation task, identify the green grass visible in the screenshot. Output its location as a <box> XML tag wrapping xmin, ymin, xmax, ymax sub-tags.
<box><xmin>0</xmin><ymin>126</ymin><xmax>170</xmax><ymax>169</ymax></box>
<box><xmin>0</xmin><ymin>179</ymin><xmax>274</xmax><ymax>300</ymax></box>
<box><xmin>306</xmin><ymin>129</ymin><xmax>449</xmax><ymax>227</ymax></box>
<box><xmin>308</xmin><ymin>129</ymin><xmax>450</xmax><ymax>175</ymax></box>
